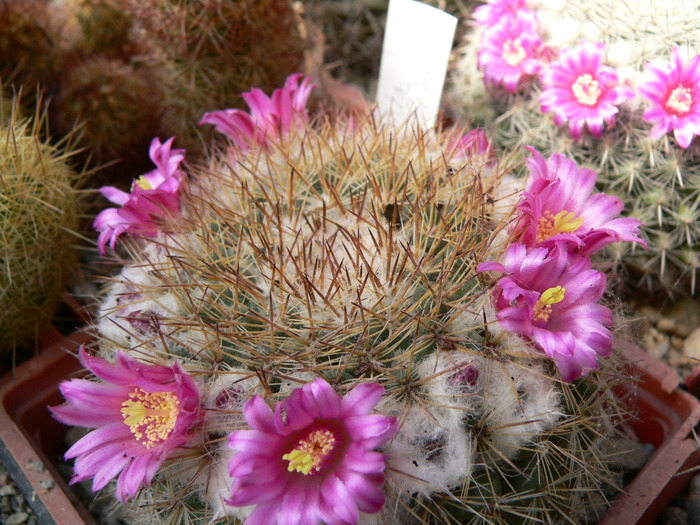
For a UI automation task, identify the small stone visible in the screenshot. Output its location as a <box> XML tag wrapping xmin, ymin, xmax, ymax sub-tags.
<box><xmin>659</xmin><ymin>506</ymin><xmax>688</xmax><ymax>525</ymax></box>
<box><xmin>682</xmin><ymin>327</ymin><xmax>700</xmax><ymax>360</ymax></box>
<box><xmin>0</xmin><ymin>485</ymin><xmax>16</xmax><ymax>496</ymax></box>
<box><xmin>25</xmin><ymin>460</ymin><xmax>44</xmax><ymax>473</ymax></box>
<box><xmin>660</xmin><ymin>298</ymin><xmax>700</xmax><ymax>338</ymax></box>
<box><xmin>643</xmin><ymin>327</ymin><xmax>671</xmax><ymax>359</ymax></box>
<box><xmin>39</xmin><ymin>480</ymin><xmax>54</xmax><ymax>492</ymax></box>
<box><xmin>684</xmin><ymin>492</ymin><xmax>700</xmax><ymax>524</ymax></box>
<box><xmin>689</xmin><ymin>473</ymin><xmax>700</xmax><ymax>494</ymax></box>
<box><xmin>5</xmin><ymin>512</ymin><xmax>29</xmax><ymax>525</ymax></box>
<box><xmin>635</xmin><ymin>304</ymin><xmax>662</xmax><ymax>325</ymax></box>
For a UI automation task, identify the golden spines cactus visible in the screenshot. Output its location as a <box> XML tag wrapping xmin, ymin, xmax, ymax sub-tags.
<box><xmin>0</xmin><ymin>96</ymin><xmax>83</xmax><ymax>350</ymax></box>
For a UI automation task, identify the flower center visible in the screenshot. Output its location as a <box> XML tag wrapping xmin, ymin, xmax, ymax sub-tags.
<box><xmin>283</xmin><ymin>429</ymin><xmax>337</xmax><ymax>475</ymax></box>
<box><xmin>133</xmin><ymin>176</ymin><xmax>152</xmax><ymax>190</ymax></box>
<box><xmin>502</xmin><ymin>38</ymin><xmax>527</xmax><ymax>67</ymax></box>
<box><xmin>537</xmin><ymin>209</ymin><xmax>584</xmax><ymax>242</ymax></box>
<box><xmin>571</xmin><ymin>74</ymin><xmax>602</xmax><ymax>106</ymax></box>
<box><xmin>532</xmin><ymin>286</ymin><xmax>566</xmax><ymax>323</ymax></box>
<box><xmin>121</xmin><ymin>388</ymin><xmax>180</xmax><ymax>449</ymax></box>
<box><xmin>665</xmin><ymin>86</ymin><xmax>693</xmax><ymax>116</ymax></box>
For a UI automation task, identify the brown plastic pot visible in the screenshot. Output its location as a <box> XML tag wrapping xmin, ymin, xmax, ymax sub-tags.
<box><xmin>0</xmin><ymin>333</ymin><xmax>698</xmax><ymax>525</ymax></box>
<box><xmin>0</xmin><ymin>329</ymin><xmax>97</xmax><ymax>525</ymax></box>
<box><xmin>601</xmin><ymin>337</ymin><xmax>700</xmax><ymax>525</ymax></box>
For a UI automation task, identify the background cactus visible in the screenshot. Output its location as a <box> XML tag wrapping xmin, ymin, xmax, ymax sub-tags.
<box><xmin>0</xmin><ymin>0</ymin><xmax>308</xmax><ymax>183</ymax></box>
<box><xmin>0</xmin><ymin>94</ymin><xmax>84</xmax><ymax>351</ymax></box>
<box><xmin>447</xmin><ymin>0</ymin><xmax>700</xmax><ymax>295</ymax></box>
<box><xmin>83</xmin><ymin>97</ymin><xmax>636</xmax><ymax>524</ymax></box>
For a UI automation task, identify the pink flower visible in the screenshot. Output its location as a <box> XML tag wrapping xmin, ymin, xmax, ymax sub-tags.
<box><xmin>472</xmin><ymin>0</ymin><xmax>526</xmax><ymax>27</ymax></box>
<box><xmin>93</xmin><ymin>137</ymin><xmax>186</xmax><ymax>254</ymax></box>
<box><xmin>227</xmin><ymin>378</ymin><xmax>398</xmax><ymax>525</ymax></box>
<box><xmin>639</xmin><ymin>47</ymin><xmax>700</xmax><ymax>148</ymax></box>
<box><xmin>478</xmin><ymin>11</ymin><xmax>544</xmax><ymax>93</ymax></box>
<box><xmin>478</xmin><ymin>244</ymin><xmax>612</xmax><ymax>381</ymax></box>
<box><xmin>50</xmin><ymin>348</ymin><xmax>200</xmax><ymax>502</ymax></box>
<box><xmin>200</xmin><ymin>73</ymin><xmax>316</xmax><ymax>151</ymax></box>
<box><xmin>512</xmin><ymin>147</ymin><xmax>646</xmax><ymax>256</ymax></box>
<box><xmin>540</xmin><ymin>42</ymin><xmax>633</xmax><ymax>139</ymax></box>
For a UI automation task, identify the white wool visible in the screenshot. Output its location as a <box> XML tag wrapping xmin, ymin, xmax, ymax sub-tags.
<box><xmin>544</xmin><ymin>17</ymin><xmax>583</xmax><ymax>49</ymax></box>
<box><xmin>202</xmin><ymin>441</ymin><xmax>255</xmax><ymax>523</ymax></box>
<box><xmin>416</xmin><ymin>351</ymin><xmax>483</xmax><ymax>414</ymax></box>
<box><xmin>607</xmin><ymin>40</ymin><xmax>639</xmax><ymax>69</ymax></box>
<box><xmin>384</xmin><ymin>402</ymin><xmax>473</xmax><ymax>499</ymax></box>
<box><xmin>477</xmin><ymin>358</ymin><xmax>561</xmax><ymax>461</ymax></box>
<box><xmin>581</xmin><ymin>21</ymin><xmax>603</xmax><ymax>43</ymax></box>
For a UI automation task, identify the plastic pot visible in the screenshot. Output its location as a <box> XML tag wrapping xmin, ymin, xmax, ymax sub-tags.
<box><xmin>0</xmin><ymin>329</ymin><xmax>96</xmax><ymax>525</ymax></box>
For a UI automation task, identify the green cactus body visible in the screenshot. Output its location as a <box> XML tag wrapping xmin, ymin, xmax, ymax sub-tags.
<box><xmin>92</xmin><ymin>112</ymin><xmax>631</xmax><ymax>524</ymax></box>
<box><xmin>0</xmin><ymin>97</ymin><xmax>83</xmax><ymax>350</ymax></box>
<box><xmin>447</xmin><ymin>0</ymin><xmax>700</xmax><ymax>293</ymax></box>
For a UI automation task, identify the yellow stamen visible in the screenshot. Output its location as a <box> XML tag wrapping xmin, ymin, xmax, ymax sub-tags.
<box><xmin>502</xmin><ymin>38</ymin><xmax>526</xmax><ymax>67</ymax></box>
<box><xmin>121</xmin><ymin>388</ymin><xmax>180</xmax><ymax>449</ymax></box>
<box><xmin>282</xmin><ymin>429</ymin><xmax>336</xmax><ymax>475</ymax></box>
<box><xmin>537</xmin><ymin>210</ymin><xmax>584</xmax><ymax>242</ymax></box>
<box><xmin>571</xmin><ymin>74</ymin><xmax>602</xmax><ymax>106</ymax></box>
<box><xmin>666</xmin><ymin>86</ymin><xmax>692</xmax><ymax>115</ymax></box>
<box><xmin>133</xmin><ymin>176</ymin><xmax>152</xmax><ymax>190</ymax></box>
<box><xmin>533</xmin><ymin>286</ymin><xmax>566</xmax><ymax>323</ymax></box>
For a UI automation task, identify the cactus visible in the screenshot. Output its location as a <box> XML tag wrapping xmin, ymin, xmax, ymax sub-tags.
<box><xmin>0</xmin><ymin>0</ymin><xmax>307</xmax><ymax>182</ymax></box>
<box><xmin>50</xmin><ymin>72</ymin><xmax>646</xmax><ymax>525</ymax></box>
<box><xmin>0</xmin><ymin>95</ymin><xmax>83</xmax><ymax>350</ymax></box>
<box><xmin>447</xmin><ymin>0</ymin><xmax>700</xmax><ymax>293</ymax></box>
<box><xmin>0</xmin><ymin>0</ymin><xmax>61</xmax><ymax>91</ymax></box>
<box><xmin>130</xmin><ymin>0</ymin><xmax>308</xmax><ymax>152</ymax></box>
<box><xmin>50</xmin><ymin>56</ymin><xmax>167</xmax><ymax>175</ymax></box>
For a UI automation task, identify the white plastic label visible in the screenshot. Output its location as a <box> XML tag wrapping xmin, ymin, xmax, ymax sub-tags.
<box><xmin>376</xmin><ymin>0</ymin><xmax>457</xmax><ymax>128</ymax></box>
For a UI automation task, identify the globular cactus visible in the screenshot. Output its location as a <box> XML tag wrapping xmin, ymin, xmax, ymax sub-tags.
<box><xmin>50</xmin><ymin>56</ymin><xmax>167</xmax><ymax>175</ymax></box>
<box><xmin>50</xmin><ymin>76</ymin><xmax>643</xmax><ymax>525</ymax></box>
<box><xmin>0</xmin><ymin>0</ymin><xmax>62</xmax><ymax>92</ymax></box>
<box><xmin>0</xmin><ymin>0</ymin><xmax>308</xmax><ymax>183</ymax></box>
<box><xmin>0</xmin><ymin>95</ymin><xmax>83</xmax><ymax>350</ymax></box>
<box><xmin>447</xmin><ymin>0</ymin><xmax>700</xmax><ymax>293</ymax></box>
<box><xmin>129</xmin><ymin>0</ymin><xmax>308</xmax><ymax>153</ymax></box>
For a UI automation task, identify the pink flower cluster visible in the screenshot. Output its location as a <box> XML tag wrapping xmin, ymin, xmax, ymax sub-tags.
<box><xmin>479</xmin><ymin>148</ymin><xmax>645</xmax><ymax>381</ymax></box>
<box><xmin>93</xmin><ymin>74</ymin><xmax>316</xmax><ymax>254</ymax></box>
<box><xmin>51</xmin><ymin>350</ymin><xmax>396</xmax><ymax>524</ymax></box>
<box><xmin>474</xmin><ymin>1</ymin><xmax>700</xmax><ymax>147</ymax></box>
